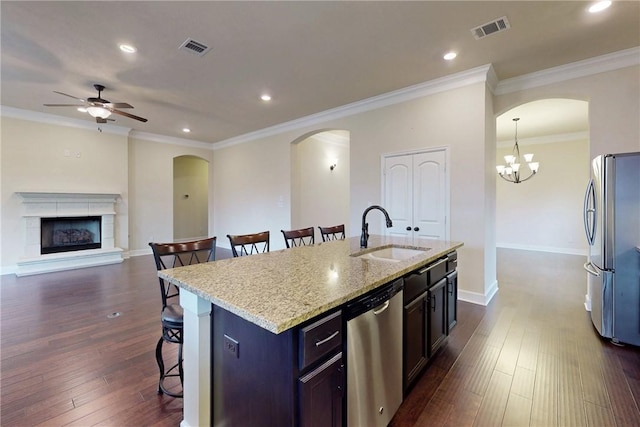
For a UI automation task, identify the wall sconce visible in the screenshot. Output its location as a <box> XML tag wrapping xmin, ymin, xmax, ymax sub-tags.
<box><xmin>329</xmin><ymin>158</ymin><xmax>338</xmax><ymax>171</ymax></box>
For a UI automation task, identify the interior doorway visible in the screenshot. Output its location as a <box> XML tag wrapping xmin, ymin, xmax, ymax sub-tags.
<box><xmin>291</xmin><ymin>130</ymin><xmax>350</xmax><ymax>235</ymax></box>
<box><xmin>173</xmin><ymin>155</ymin><xmax>209</xmax><ymax>241</ymax></box>
<box><xmin>495</xmin><ymin>98</ymin><xmax>589</xmax><ymax>255</ymax></box>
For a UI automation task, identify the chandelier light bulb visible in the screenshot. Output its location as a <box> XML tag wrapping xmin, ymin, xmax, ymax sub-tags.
<box><xmin>524</xmin><ymin>153</ymin><xmax>534</xmax><ymax>162</ymax></box>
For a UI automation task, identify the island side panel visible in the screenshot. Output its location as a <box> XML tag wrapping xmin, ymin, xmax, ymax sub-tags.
<box><xmin>212</xmin><ymin>305</ymin><xmax>297</xmax><ymax>427</ymax></box>
<box><xmin>180</xmin><ymin>289</ymin><xmax>213</xmax><ymax>427</ymax></box>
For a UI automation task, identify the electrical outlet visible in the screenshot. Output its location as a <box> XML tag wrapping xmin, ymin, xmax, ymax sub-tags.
<box><xmin>223</xmin><ymin>334</ymin><xmax>239</xmax><ymax>358</ymax></box>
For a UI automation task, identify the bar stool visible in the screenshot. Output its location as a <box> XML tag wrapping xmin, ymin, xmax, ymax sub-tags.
<box><xmin>281</xmin><ymin>227</ymin><xmax>315</xmax><ymax>248</ymax></box>
<box><xmin>149</xmin><ymin>237</ymin><xmax>217</xmax><ymax>397</ymax></box>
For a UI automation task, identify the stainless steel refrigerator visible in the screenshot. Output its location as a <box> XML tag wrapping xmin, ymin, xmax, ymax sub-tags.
<box><xmin>583</xmin><ymin>152</ymin><xmax>640</xmax><ymax>346</ymax></box>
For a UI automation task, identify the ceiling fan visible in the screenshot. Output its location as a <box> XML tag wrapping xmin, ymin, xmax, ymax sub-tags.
<box><xmin>43</xmin><ymin>84</ymin><xmax>148</xmax><ymax>124</ymax></box>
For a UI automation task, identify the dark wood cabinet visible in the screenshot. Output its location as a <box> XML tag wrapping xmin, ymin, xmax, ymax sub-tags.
<box><xmin>427</xmin><ymin>277</ymin><xmax>447</xmax><ymax>356</ymax></box>
<box><xmin>299</xmin><ymin>353</ymin><xmax>344</xmax><ymax>427</ymax></box>
<box><xmin>212</xmin><ymin>306</ymin><xmax>344</xmax><ymax>427</ymax></box>
<box><xmin>403</xmin><ymin>291</ymin><xmax>427</xmax><ymax>390</ymax></box>
<box><xmin>446</xmin><ymin>270</ymin><xmax>458</xmax><ymax>333</ymax></box>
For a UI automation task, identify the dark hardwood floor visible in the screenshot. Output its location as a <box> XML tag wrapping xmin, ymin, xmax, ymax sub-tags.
<box><xmin>1</xmin><ymin>249</ymin><xmax>638</xmax><ymax>426</ymax></box>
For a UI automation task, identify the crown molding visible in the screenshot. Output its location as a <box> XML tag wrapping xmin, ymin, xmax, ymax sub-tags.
<box><xmin>213</xmin><ymin>64</ymin><xmax>494</xmax><ymax>150</ymax></box>
<box><xmin>0</xmin><ymin>106</ymin><xmax>131</xmax><ymax>136</ymax></box>
<box><xmin>495</xmin><ymin>47</ymin><xmax>640</xmax><ymax>95</ymax></box>
<box><xmin>128</xmin><ymin>130</ymin><xmax>214</xmax><ymax>150</ymax></box>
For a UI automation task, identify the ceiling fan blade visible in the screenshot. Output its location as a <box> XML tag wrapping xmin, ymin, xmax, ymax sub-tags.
<box><xmin>53</xmin><ymin>91</ymin><xmax>86</xmax><ymax>102</ymax></box>
<box><xmin>106</xmin><ymin>102</ymin><xmax>133</xmax><ymax>109</ymax></box>
<box><xmin>43</xmin><ymin>103</ymin><xmax>85</xmax><ymax>107</ymax></box>
<box><xmin>110</xmin><ymin>108</ymin><xmax>148</xmax><ymax>122</ymax></box>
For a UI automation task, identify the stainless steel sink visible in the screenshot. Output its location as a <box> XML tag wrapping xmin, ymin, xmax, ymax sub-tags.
<box><xmin>353</xmin><ymin>245</ymin><xmax>429</xmax><ymax>262</ymax></box>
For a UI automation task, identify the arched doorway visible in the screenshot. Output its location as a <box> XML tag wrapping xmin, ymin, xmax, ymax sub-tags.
<box><xmin>173</xmin><ymin>155</ymin><xmax>209</xmax><ymax>241</ymax></box>
<box><xmin>496</xmin><ymin>98</ymin><xmax>589</xmax><ymax>255</ymax></box>
<box><xmin>291</xmin><ymin>130</ymin><xmax>350</xmax><ymax>234</ymax></box>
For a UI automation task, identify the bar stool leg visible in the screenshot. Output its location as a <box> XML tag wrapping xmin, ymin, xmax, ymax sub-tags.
<box><xmin>155</xmin><ymin>336</ymin><xmax>165</xmax><ymax>395</ymax></box>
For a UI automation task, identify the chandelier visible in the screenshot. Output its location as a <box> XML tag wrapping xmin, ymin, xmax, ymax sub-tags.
<box><xmin>496</xmin><ymin>118</ymin><xmax>539</xmax><ymax>183</ymax></box>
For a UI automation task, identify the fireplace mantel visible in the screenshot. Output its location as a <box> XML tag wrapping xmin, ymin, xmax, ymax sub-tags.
<box><xmin>15</xmin><ymin>191</ymin><xmax>123</xmax><ymax>276</ymax></box>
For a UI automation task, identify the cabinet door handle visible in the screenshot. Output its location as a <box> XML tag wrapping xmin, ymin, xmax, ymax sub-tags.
<box><xmin>448</xmin><ymin>282</ymin><xmax>453</xmax><ymax>294</ymax></box>
<box><xmin>413</xmin><ymin>227</ymin><xmax>420</xmax><ymax>232</ymax></box>
<box><xmin>315</xmin><ymin>331</ymin><xmax>339</xmax><ymax>347</ymax></box>
<box><xmin>431</xmin><ymin>295</ymin><xmax>436</xmax><ymax>311</ymax></box>
<box><xmin>406</xmin><ymin>226</ymin><xmax>412</xmax><ymax>231</ymax></box>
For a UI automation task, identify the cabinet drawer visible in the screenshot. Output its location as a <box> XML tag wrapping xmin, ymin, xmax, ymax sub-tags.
<box><xmin>428</xmin><ymin>258</ymin><xmax>448</xmax><ymax>285</ymax></box>
<box><xmin>404</xmin><ymin>267</ymin><xmax>428</xmax><ymax>304</ymax></box>
<box><xmin>299</xmin><ymin>310</ymin><xmax>342</xmax><ymax>371</ymax></box>
<box><xmin>446</xmin><ymin>251</ymin><xmax>458</xmax><ymax>273</ymax></box>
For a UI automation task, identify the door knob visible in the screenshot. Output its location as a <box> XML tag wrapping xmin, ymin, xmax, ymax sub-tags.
<box><xmin>406</xmin><ymin>226</ymin><xmax>412</xmax><ymax>231</ymax></box>
<box><xmin>413</xmin><ymin>227</ymin><xmax>420</xmax><ymax>232</ymax></box>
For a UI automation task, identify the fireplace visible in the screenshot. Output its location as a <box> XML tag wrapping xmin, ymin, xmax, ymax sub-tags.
<box><xmin>41</xmin><ymin>216</ymin><xmax>102</xmax><ymax>254</ymax></box>
<box><xmin>16</xmin><ymin>192</ymin><xmax>123</xmax><ymax>276</ymax></box>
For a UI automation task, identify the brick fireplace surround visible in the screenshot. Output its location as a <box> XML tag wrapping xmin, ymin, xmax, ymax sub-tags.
<box><xmin>15</xmin><ymin>192</ymin><xmax>123</xmax><ymax>276</ymax></box>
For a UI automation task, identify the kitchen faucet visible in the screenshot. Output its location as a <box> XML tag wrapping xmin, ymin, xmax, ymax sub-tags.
<box><xmin>360</xmin><ymin>205</ymin><xmax>393</xmax><ymax>248</ymax></box>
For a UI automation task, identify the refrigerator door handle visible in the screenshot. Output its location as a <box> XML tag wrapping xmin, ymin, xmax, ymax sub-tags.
<box><xmin>583</xmin><ymin>179</ymin><xmax>597</xmax><ymax>245</ymax></box>
<box><xmin>584</xmin><ymin>261</ymin><xmax>601</xmax><ymax>277</ymax></box>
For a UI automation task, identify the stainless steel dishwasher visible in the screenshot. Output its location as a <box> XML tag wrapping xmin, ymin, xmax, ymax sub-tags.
<box><xmin>346</xmin><ymin>279</ymin><xmax>403</xmax><ymax>427</ymax></box>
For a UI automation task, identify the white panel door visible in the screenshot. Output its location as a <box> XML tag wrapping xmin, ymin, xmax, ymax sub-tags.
<box><xmin>413</xmin><ymin>150</ymin><xmax>447</xmax><ymax>244</ymax></box>
<box><xmin>383</xmin><ymin>149</ymin><xmax>448</xmax><ymax>244</ymax></box>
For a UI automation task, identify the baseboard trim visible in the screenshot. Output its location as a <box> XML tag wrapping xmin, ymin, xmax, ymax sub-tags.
<box><xmin>458</xmin><ymin>280</ymin><xmax>499</xmax><ymax>306</ymax></box>
<box><xmin>497</xmin><ymin>243</ymin><xmax>587</xmax><ymax>256</ymax></box>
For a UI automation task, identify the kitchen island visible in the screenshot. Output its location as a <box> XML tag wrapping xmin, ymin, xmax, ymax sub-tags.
<box><xmin>159</xmin><ymin>235</ymin><xmax>462</xmax><ymax>427</ymax></box>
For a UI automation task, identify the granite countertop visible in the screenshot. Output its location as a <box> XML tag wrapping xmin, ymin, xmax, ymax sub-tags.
<box><xmin>159</xmin><ymin>235</ymin><xmax>463</xmax><ymax>334</ymax></box>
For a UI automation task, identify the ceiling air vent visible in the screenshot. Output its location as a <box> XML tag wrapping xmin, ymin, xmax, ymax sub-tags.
<box><xmin>179</xmin><ymin>38</ymin><xmax>211</xmax><ymax>57</ymax></box>
<box><xmin>470</xmin><ymin>16</ymin><xmax>510</xmax><ymax>40</ymax></box>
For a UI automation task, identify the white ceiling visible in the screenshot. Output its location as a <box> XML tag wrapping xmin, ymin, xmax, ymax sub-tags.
<box><xmin>1</xmin><ymin>1</ymin><xmax>638</xmax><ymax>146</ymax></box>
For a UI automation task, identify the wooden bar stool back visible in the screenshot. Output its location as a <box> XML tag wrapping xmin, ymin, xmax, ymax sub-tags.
<box><xmin>281</xmin><ymin>227</ymin><xmax>315</xmax><ymax>248</ymax></box>
<box><xmin>149</xmin><ymin>236</ymin><xmax>217</xmax><ymax>398</ymax></box>
<box><xmin>318</xmin><ymin>224</ymin><xmax>345</xmax><ymax>242</ymax></box>
<box><xmin>227</xmin><ymin>231</ymin><xmax>270</xmax><ymax>257</ymax></box>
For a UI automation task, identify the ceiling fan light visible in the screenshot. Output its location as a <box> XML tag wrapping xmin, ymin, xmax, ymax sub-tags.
<box><xmin>86</xmin><ymin>106</ymin><xmax>111</xmax><ymax>119</ymax></box>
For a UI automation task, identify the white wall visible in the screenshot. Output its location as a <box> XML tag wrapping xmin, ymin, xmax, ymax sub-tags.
<box><xmin>213</xmin><ymin>137</ymin><xmax>291</xmax><ymax>250</ymax></box>
<box><xmin>496</xmin><ymin>137</ymin><xmax>589</xmax><ymax>254</ymax></box>
<box><xmin>128</xmin><ymin>135</ymin><xmax>213</xmax><ymax>254</ymax></box>
<box><xmin>0</xmin><ymin>116</ymin><xmax>129</xmax><ymax>271</ymax></box>
<box><xmin>292</xmin><ymin>131</ymin><xmax>350</xmax><ymax>236</ymax></box>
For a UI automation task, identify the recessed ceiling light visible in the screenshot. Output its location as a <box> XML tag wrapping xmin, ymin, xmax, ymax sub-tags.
<box><xmin>443</xmin><ymin>51</ymin><xmax>457</xmax><ymax>61</ymax></box>
<box><xmin>182</xmin><ymin>128</ymin><xmax>191</xmax><ymax>133</ymax></box>
<box><xmin>589</xmin><ymin>1</ymin><xmax>611</xmax><ymax>13</ymax></box>
<box><xmin>119</xmin><ymin>44</ymin><xmax>137</xmax><ymax>53</ymax></box>
<box><xmin>261</xmin><ymin>94</ymin><xmax>272</xmax><ymax>102</ymax></box>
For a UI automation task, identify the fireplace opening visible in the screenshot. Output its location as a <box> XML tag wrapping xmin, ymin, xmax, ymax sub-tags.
<box><xmin>41</xmin><ymin>216</ymin><xmax>102</xmax><ymax>254</ymax></box>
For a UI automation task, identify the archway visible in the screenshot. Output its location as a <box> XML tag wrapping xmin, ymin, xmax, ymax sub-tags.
<box><xmin>173</xmin><ymin>155</ymin><xmax>209</xmax><ymax>241</ymax></box>
<box><xmin>496</xmin><ymin>98</ymin><xmax>589</xmax><ymax>255</ymax></box>
<box><xmin>290</xmin><ymin>130</ymin><xmax>350</xmax><ymax>234</ymax></box>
